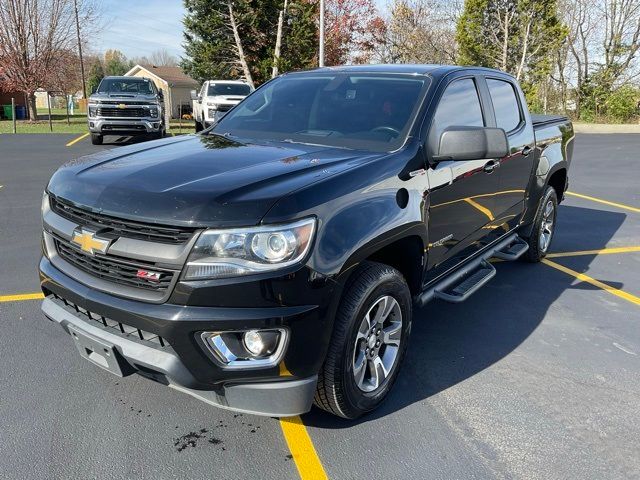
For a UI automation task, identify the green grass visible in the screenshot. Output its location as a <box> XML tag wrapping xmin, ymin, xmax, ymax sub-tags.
<box><xmin>0</xmin><ymin>110</ymin><xmax>87</xmax><ymax>134</ymax></box>
<box><xmin>0</xmin><ymin>109</ymin><xmax>195</xmax><ymax>135</ymax></box>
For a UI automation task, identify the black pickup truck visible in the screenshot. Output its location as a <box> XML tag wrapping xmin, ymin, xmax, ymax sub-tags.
<box><xmin>40</xmin><ymin>65</ymin><xmax>573</xmax><ymax>419</ymax></box>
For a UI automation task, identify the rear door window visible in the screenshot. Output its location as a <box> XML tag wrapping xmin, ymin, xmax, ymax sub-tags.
<box><xmin>486</xmin><ymin>79</ymin><xmax>521</xmax><ymax>132</ymax></box>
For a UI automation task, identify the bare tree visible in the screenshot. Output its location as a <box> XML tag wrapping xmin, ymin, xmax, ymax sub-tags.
<box><xmin>385</xmin><ymin>0</ymin><xmax>460</xmax><ymax>64</ymax></box>
<box><xmin>272</xmin><ymin>0</ymin><xmax>289</xmax><ymax>78</ymax></box>
<box><xmin>554</xmin><ymin>0</ymin><xmax>640</xmax><ymax>118</ymax></box>
<box><xmin>600</xmin><ymin>0</ymin><xmax>640</xmax><ymax>83</ymax></box>
<box><xmin>226</xmin><ymin>0</ymin><xmax>254</xmax><ymax>87</ymax></box>
<box><xmin>0</xmin><ymin>0</ymin><xmax>99</xmax><ymax>120</ymax></box>
<box><xmin>149</xmin><ymin>49</ymin><xmax>178</xmax><ymax>67</ymax></box>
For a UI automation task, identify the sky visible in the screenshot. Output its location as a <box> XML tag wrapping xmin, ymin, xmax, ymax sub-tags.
<box><xmin>92</xmin><ymin>1</ymin><xmax>187</xmax><ymax>60</ymax></box>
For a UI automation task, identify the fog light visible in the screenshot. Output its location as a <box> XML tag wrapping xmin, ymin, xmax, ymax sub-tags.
<box><xmin>243</xmin><ymin>330</ymin><xmax>281</xmax><ymax>356</ymax></box>
<box><xmin>201</xmin><ymin>328</ymin><xmax>288</xmax><ymax>369</ymax></box>
<box><xmin>244</xmin><ymin>330</ymin><xmax>266</xmax><ymax>355</ymax></box>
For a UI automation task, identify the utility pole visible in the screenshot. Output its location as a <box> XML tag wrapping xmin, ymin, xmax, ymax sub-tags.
<box><xmin>319</xmin><ymin>0</ymin><xmax>325</xmax><ymax>67</ymax></box>
<box><xmin>73</xmin><ymin>0</ymin><xmax>87</xmax><ymax>100</ymax></box>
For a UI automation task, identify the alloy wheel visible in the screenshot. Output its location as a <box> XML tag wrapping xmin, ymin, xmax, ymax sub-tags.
<box><xmin>352</xmin><ymin>295</ymin><xmax>402</xmax><ymax>393</ymax></box>
<box><xmin>539</xmin><ymin>199</ymin><xmax>555</xmax><ymax>252</ymax></box>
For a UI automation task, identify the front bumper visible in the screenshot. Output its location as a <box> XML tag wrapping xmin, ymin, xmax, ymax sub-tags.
<box><xmin>88</xmin><ymin>118</ymin><xmax>162</xmax><ymax>135</ymax></box>
<box><xmin>39</xmin><ymin>256</ymin><xmax>337</xmax><ymax>416</ymax></box>
<box><xmin>42</xmin><ymin>296</ymin><xmax>316</xmax><ymax>416</ymax></box>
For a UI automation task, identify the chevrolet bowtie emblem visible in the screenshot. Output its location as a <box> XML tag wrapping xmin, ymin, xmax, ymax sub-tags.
<box><xmin>71</xmin><ymin>229</ymin><xmax>111</xmax><ymax>255</ymax></box>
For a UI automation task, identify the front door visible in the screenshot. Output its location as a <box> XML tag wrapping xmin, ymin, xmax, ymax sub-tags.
<box><xmin>425</xmin><ymin>76</ymin><xmax>502</xmax><ymax>280</ymax></box>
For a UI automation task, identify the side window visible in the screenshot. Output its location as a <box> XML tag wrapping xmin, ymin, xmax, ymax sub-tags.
<box><xmin>432</xmin><ymin>78</ymin><xmax>484</xmax><ymax>141</ymax></box>
<box><xmin>487</xmin><ymin>79</ymin><xmax>521</xmax><ymax>132</ymax></box>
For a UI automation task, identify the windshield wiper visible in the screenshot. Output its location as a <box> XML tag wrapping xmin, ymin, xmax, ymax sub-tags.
<box><xmin>282</xmin><ymin>138</ymin><xmax>352</xmax><ymax>150</ymax></box>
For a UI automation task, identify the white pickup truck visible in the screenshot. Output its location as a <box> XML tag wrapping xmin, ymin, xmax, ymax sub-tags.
<box><xmin>191</xmin><ymin>80</ymin><xmax>253</xmax><ymax>131</ymax></box>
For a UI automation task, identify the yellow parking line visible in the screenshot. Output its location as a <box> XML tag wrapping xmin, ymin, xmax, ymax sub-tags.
<box><xmin>280</xmin><ymin>416</ymin><xmax>328</xmax><ymax>480</ymax></box>
<box><xmin>0</xmin><ymin>292</ymin><xmax>44</xmax><ymax>303</ymax></box>
<box><xmin>279</xmin><ymin>362</ymin><xmax>293</xmax><ymax>377</ymax></box>
<box><xmin>566</xmin><ymin>192</ymin><xmax>640</xmax><ymax>214</ymax></box>
<box><xmin>66</xmin><ymin>132</ymin><xmax>89</xmax><ymax>147</ymax></box>
<box><xmin>542</xmin><ymin>259</ymin><xmax>640</xmax><ymax>306</ymax></box>
<box><xmin>464</xmin><ymin>198</ymin><xmax>494</xmax><ymax>221</ymax></box>
<box><xmin>546</xmin><ymin>246</ymin><xmax>640</xmax><ymax>258</ymax></box>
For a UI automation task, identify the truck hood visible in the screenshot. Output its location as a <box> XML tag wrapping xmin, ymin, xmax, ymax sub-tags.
<box><xmin>47</xmin><ymin>134</ymin><xmax>380</xmax><ymax>227</ymax></box>
<box><xmin>207</xmin><ymin>95</ymin><xmax>246</xmax><ymax>103</ymax></box>
<box><xmin>89</xmin><ymin>93</ymin><xmax>160</xmax><ymax>103</ymax></box>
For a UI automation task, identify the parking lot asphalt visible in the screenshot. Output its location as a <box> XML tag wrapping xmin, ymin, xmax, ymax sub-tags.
<box><xmin>1</xmin><ymin>132</ymin><xmax>639</xmax><ymax>479</ymax></box>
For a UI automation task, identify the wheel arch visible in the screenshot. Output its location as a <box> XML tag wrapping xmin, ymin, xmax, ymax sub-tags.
<box><xmin>546</xmin><ymin>167</ymin><xmax>567</xmax><ymax>203</ymax></box>
<box><xmin>335</xmin><ymin>226</ymin><xmax>426</xmax><ymax>297</ymax></box>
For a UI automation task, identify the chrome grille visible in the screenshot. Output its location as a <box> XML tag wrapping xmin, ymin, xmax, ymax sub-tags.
<box><xmin>50</xmin><ymin>196</ymin><xmax>194</xmax><ymax>244</ymax></box>
<box><xmin>55</xmin><ymin>239</ymin><xmax>176</xmax><ymax>292</ymax></box>
<box><xmin>51</xmin><ymin>293</ymin><xmax>169</xmax><ymax>347</ymax></box>
<box><xmin>97</xmin><ymin>107</ymin><xmax>147</xmax><ymax>118</ymax></box>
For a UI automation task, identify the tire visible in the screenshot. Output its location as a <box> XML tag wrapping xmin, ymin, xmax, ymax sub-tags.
<box><xmin>522</xmin><ymin>186</ymin><xmax>558</xmax><ymax>262</ymax></box>
<box><xmin>90</xmin><ymin>133</ymin><xmax>103</xmax><ymax>145</ymax></box>
<box><xmin>314</xmin><ymin>261</ymin><xmax>412</xmax><ymax>419</ymax></box>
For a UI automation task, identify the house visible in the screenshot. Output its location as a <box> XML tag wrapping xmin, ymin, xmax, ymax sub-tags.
<box><xmin>125</xmin><ymin>64</ymin><xmax>199</xmax><ymax>119</ymax></box>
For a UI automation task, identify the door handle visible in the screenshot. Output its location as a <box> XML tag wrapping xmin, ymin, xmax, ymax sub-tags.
<box><xmin>522</xmin><ymin>146</ymin><xmax>532</xmax><ymax>157</ymax></box>
<box><xmin>483</xmin><ymin>160</ymin><xmax>500</xmax><ymax>173</ymax></box>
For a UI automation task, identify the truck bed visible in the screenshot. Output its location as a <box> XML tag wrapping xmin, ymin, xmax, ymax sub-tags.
<box><xmin>531</xmin><ymin>114</ymin><xmax>569</xmax><ymax>128</ymax></box>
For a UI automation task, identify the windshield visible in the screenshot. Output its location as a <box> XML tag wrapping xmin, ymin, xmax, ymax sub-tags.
<box><xmin>97</xmin><ymin>78</ymin><xmax>156</xmax><ymax>95</ymax></box>
<box><xmin>208</xmin><ymin>83</ymin><xmax>252</xmax><ymax>96</ymax></box>
<box><xmin>211</xmin><ymin>73</ymin><xmax>429</xmax><ymax>152</ymax></box>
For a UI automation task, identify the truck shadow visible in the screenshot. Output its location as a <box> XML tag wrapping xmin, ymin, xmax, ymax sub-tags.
<box><xmin>303</xmin><ymin>204</ymin><xmax>628</xmax><ymax>427</ymax></box>
<box><xmin>102</xmin><ymin>135</ymin><xmax>151</xmax><ymax>146</ymax></box>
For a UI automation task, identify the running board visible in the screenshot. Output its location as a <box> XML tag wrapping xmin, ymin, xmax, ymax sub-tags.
<box><xmin>492</xmin><ymin>236</ymin><xmax>529</xmax><ymax>261</ymax></box>
<box><xmin>417</xmin><ymin>233</ymin><xmax>525</xmax><ymax>306</ymax></box>
<box><xmin>434</xmin><ymin>260</ymin><xmax>495</xmax><ymax>303</ymax></box>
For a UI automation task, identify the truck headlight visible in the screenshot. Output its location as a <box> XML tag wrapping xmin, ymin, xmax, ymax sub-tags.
<box><xmin>149</xmin><ymin>108</ymin><xmax>159</xmax><ymax>118</ymax></box>
<box><xmin>41</xmin><ymin>191</ymin><xmax>49</xmax><ymax>214</ymax></box>
<box><xmin>207</xmin><ymin>108</ymin><xmax>216</xmax><ymax>118</ymax></box>
<box><xmin>184</xmin><ymin>218</ymin><xmax>316</xmax><ymax>280</ymax></box>
<box><xmin>88</xmin><ymin>105</ymin><xmax>97</xmax><ymax>117</ymax></box>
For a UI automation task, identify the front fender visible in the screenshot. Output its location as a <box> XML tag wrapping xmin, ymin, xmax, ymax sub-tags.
<box><xmin>262</xmin><ymin>145</ymin><xmax>429</xmax><ymax>280</ymax></box>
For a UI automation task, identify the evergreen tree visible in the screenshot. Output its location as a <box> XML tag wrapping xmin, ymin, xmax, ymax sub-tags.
<box><xmin>87</xmin><ymin>60</ymin><xmax>105</xmax><ymax>94</ymax></box>
<box><xmin>181</xmin><ymin>0</ymin><xmax>317</xmax><ymax>86</ymax></box>
<box><xmin>456</xmin><ymin>0</ymin><xmax>566</xmax><ymax>87</ymax></box>
<box><xmin>104</xmin><ymin>50</ymin><xmax>132</xmax><ymax>76</ymax></box>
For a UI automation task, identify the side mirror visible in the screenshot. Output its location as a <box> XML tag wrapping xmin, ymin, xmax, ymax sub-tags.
<box><xmin>190</xmin><ymin>89</ymin><xmax>198</xmax><ymax>101</ymax></box>
<box><xmin>432</xmin><ymin>126</ymin><xmax>508</xmax><ymax>162</ymax></box>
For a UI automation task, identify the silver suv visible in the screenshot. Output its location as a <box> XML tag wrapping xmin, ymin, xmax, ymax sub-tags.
<box><xmin>87</xmin><ymin>76</ymin><xmax>165</xmax><ymax>145</ymax></box>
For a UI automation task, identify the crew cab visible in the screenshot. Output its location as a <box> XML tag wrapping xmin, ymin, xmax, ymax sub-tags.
<box><xmin>40</xmin><ymin>65</ymin><xmax>573</xmax><ymax>419</ymax></box>
<box><xmin>191</xmin><ymin>80</ymin><xmax>253</xmax><ymax>131</ymax></box>
<box><xmin>87</xmin><ymin>76</ymin><xmax>166</xmax><ymax>145</ymax></box>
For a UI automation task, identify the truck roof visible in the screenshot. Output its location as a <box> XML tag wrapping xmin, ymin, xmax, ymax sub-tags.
<box><xmin>101</xmin><ymin>76</ymin><xmax>151</xmax><ymax>80</ymax></box>
<box><xmin>204</xmin><ymin>80</ymin><xmax>249</xmax><ymax>84</ymax></box>
<box><xmin>299</xmin><ymin>64</ymin><xmax>513</xmax><ymax>79</ymax></box>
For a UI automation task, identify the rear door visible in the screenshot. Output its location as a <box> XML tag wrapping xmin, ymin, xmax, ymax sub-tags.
<box><xmin>425</xmin><ymin>75</ymin><xmax>502</xmax><ymax>273</ymax></box>
<box><xmin>483</xmin><ymin>77</ymin><xmax>536</xmax><ymax>230</ymax></box>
